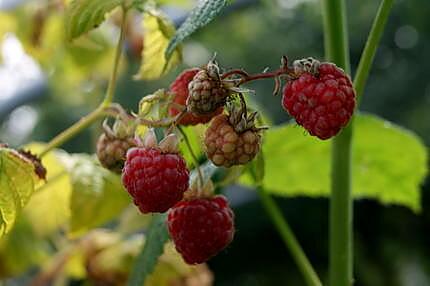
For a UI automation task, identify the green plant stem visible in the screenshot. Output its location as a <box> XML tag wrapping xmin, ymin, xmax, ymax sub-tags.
<box><xmin>321</xmin><ymin>0</ymin><xmax>351</xmax><ymax>73</ymax></box>
<box><xmin>39</xmin><ymin>107</ymin><xmax>106</xmax><ymax>158</ymax></box>
<box><xmin>321</xmin><ymin>0</ymin><xmax>353</xmax><ymax>286</ymax></box>
<box><xmin>257</xmin><ymin>187</ymin><xmax>322</xmax><ymax>286</ymax></box>
<box><xmin>102</xmin><ymin>5</ymin><xmax>128</xmax><ymax>107</ymax></box>
<box><xmin>39</xmin><ymin>6</ymin><xmax>128</xmax><ymax>157</ymax></box>
<box><xmin>354</xmin><ymin>0</ymin><xmax>395</xmax><ymax>101</ymax></box>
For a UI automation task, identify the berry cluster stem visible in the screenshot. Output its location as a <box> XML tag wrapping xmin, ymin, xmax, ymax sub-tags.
<box><xmin>39</xmin><ymin>5</ymin><xmax>128</xmax><ymax>157</ymax></box>
<box><xmin>221</xmin><ymin>63</ymin><xmax>296</xmax><ymax>87</ymax></box>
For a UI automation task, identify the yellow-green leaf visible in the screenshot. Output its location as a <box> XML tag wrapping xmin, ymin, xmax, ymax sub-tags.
<box><xmin>23</xmin><ymin>143</ymin><xmax>72</xmax><ymax>237</ymax></box>
<box><xmin>59</xmin><ymin>154</ymin><xmax>130</xmax><ymax>237</ymax></box>
<box><xmin>241</xmin><ymin>114</ymin><xmax>428</xmax><ymax>212</ymax></box>
<box><xmin>65</xmin><ymin>0</ymin><xmax>123</xmax><ymax>41</ymax></box>
<box><xmin>0</xmin><ymin>147</ymin><xmax>39</xmax><ymax>237</ymax></box>
<box><xmin>0</xmin><ymin>217</ymin><xmax>49</xmax><ymax>278</ymax></box>
<box><xmin>134</xmin><ymin>10</ymin><xmax>182</xmax><ymax>80</ymax></box>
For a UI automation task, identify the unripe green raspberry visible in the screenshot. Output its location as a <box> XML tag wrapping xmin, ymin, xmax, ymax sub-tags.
<box><xmin>204</xmin><ymin>110</ymin><xmax>263</xmax><ymax>168</ymax></box>
<box><xmin>96</xmin><ymin>134</ymin><xmax>136</xmax><ymax>174</ymax></box>
<box><xmin>187</xmin><ymin>61</ymin><xmax>230</xmax><ymax>115</ymax></box>
<box><xmin>96</xmin><ymin>119</ymin><xmax>136</xmax><ymax>174</ymax></box>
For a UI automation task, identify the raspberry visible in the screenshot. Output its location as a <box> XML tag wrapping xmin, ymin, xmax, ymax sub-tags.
<box><xmin>187</xmin><ymin>62</ymin><xmax>230</xmax><ymax>115</ymax></box>
<box><xmin>96</xmin><ymin>133</ymin><xmax>136</xmax><ymax>174</ymax></box>
<box><xmin>204</xmin><ymin>111</ymin><xmax>262</xmax><ymax>168</ymax></box>
<box><xmin>167</xmin><ymin>195</ymin><xmax>235</xmax><ymax>264</ymax></box>
<box><xmin>122</xmin><ymin>133</ymin><xmax>189</xmax><ymax>213</ymax></box>
<box><xmin>282</xmin><ymin>59</ymin><xmax>356</xmax><ymax>140</ymax></box>
<box><xmin>169</xmin><ymin>68</ymin><xmax>222</xmax><ymax>125</ymax></box>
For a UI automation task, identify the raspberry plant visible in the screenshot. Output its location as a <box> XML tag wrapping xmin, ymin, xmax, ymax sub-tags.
<box><xmin>0</xmin><ymin>0</ymin><xmax>427</xmax><ymax>286</ymax></box>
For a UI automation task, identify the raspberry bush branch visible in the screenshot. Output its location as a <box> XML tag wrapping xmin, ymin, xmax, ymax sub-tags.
<box><xmin>321</xmin><ymin>0</ymin><xmax>354</xmax><ymax>285</ymax></box>
<box><xmin>353</xmin><ymin>0</ymin><xmax>395</xmax><ymax>101</ymax></box>
<box><xmin>321</xmin><ymin>0</ymin><xmax>395</xmax><ymax>284</ymax></box>
<box><xmin>257</xmin><ymin>187</ymin><xmax>322</xmax><ymax>286</ymax></box>
<box><xmin>39</xmin><ymin>5</ymin><xmax>129</xmax><ymax>158</ymax></box>
<box><xmin>249</xmin><ymin>158</ymin><xmax>322</xmax><ymax>286</ymax></box>
<box><xmin>102</xmin><ymin>4</ymin><xmax>128</xmax><ymax>107</ymax></box>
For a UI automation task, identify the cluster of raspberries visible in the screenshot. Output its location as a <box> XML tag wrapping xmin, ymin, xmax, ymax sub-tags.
<box><xmin>96</xmin><ymin>57</ymin><xmax>355</xmax><ymax>265</ymax></box>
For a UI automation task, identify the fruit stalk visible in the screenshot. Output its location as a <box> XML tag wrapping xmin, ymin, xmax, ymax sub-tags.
<box><xmin>221</xmin><ymin>63</ymin><xmax>296</xmax><ymax>87</ymax></box>
<box><xmin>321</xmin><ymin>0</ymin><xmax>353</xmax><ymax>286</ymax></box>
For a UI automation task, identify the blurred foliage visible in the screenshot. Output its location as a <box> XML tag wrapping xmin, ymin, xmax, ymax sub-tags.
<box><xmin>58</xmin><ymin>153</ymin><xmax>130</xmax><ymax>237</ymax></box>
<box><xmin>134</xmin><ymin>10</ymin><xmax>182</xmax><ymax>80</ymax></box>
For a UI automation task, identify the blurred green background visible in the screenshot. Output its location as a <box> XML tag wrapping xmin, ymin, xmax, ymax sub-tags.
<box><xmin>0</xmin><ymin>0</ymin><xmax>429</xmax><ymax>285</ymax></box>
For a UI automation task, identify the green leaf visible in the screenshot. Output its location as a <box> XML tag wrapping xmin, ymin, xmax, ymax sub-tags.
<box><xmin>65</xmin><ymin>0</ymin><xmax>123</xmax><ymax>41</ymax></box>
<box><xmin>134</xmin><ymin>10</ymin><xmax>182</xmax><ymax>80</ymax></box>
<box><xmin>0</xmin><ymin>217</ymin><xmax>50</xmax><ymax>278</ymax></box>
<box><xmin>23</xmin><ymin>144</ymin><xmax>72</xmax><ymax>237</ymax></box>
<box><xmin>59</xmin><ymin>154</ymin><xmax>130</xmax><ymax>237</ymax></box>
<box><xmin>241</xmin><ymin>114</ymin><xmax>428</xmax><ymax>212</ymax></box>
<box><xmin>127</xmin><ymin>213</ymin><xmax>169</xmax><ymax>286</ymax></box>
<box><xmin>247</xmin><ymin>151</ymin><xmax>265</xmax><ymax>186</ymax></box>
<box><xmin>0</xmin><ymin>147</ymin><xmax>39</xmax><ymax>237</ymax></box>
<box><xmin>165</xmin><ymin>0</ymin><xmax>227</xmax><ymax>58</ymax></box>
<box><xmin>178</xmin><ymin>125</ymin><xmax>205</xmax><ymax>168</ymax></box>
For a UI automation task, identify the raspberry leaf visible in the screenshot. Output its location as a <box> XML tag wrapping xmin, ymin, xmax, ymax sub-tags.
<box><xmin>58</xmin><ymin>154</ymin><xmax>130</xmax><ymax>237</ymax></box>
<box><xmin>178</xmin><ymin>126</ymin><xmax>205</xmax><ymax>168</ymax></box>
<box><xmin>165</xmin><ymin>0</ymin><xmax>227</xmax><ymax>59</ymax></box>
<box><xmin>65</xmin><ymin>0</ymin><xmax>123</xmax><ymax>41</ymax></box>
<box><xmin>0</xmin><ymin>217</ymin><xmax>49</xmax><ymax>277</ymax></box>
<box><xmin>134</xmin><ymin>10</ymin><xmax>182</xmax><ymax>80</ymax></box>
<box><xmin>0</xmin><ymin>147</ymin><xmax>43</xmax><ymax>237</ymax></box>
<box><xmin>127</xmin><ymin>213</ymin><xmax>169</xmax><ymax>286</ymax></box>
<box><xmin>240</xmin><ymin>114</ymin><xmax>427</xmax><ymax>212</ymax></box>
<box><xmin>22</xmin><ymin>143</ymin><xmax>72</xmax><ymax>237</ymax></box>
<box><xmin>247</xmin><ymin>151</ymin><xmax>265</xmax><ymax>186</ymax></box>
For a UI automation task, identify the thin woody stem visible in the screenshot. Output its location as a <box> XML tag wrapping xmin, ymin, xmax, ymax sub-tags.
<box><xmin>38</xmin><ymin>6</ymin><xmax>129</xmax><ymax>157</ymax></box>
<box><xmin>221</xmin><ymin>66</ymin><xmax>296</xmax><ymax>86</ymax></box>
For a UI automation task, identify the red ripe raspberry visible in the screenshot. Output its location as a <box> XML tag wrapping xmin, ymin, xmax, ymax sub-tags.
<box><xmin>282</xmin><ymin>61</ymin><xmax>356</xmax><ymax>140</ymax></box>
<box><xmin>169</xmin><ymin>68</ymin><xmax>222</xmax><ymax>125</ymax></box>
<box><xmin>122</xmin><ymin>147</ymin><xmax>189</xmax><ymax>213</ymax></box>
<box><xmin>167</xmin><ymin>195</ymin><xmax>235</xmax><ymax>264</ymax></box>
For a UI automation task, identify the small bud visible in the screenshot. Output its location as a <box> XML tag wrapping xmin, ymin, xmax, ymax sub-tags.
<box><xmin>142</xmin><ymin>129</ymin><xmax>157</xmax><ymax>149</ymax></box>
<box><xmin>159</xmin><ymin>133</ymin><xmax>179</xmax><ymax>154</ymax></box>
